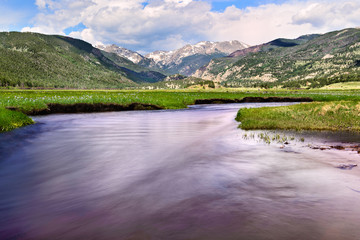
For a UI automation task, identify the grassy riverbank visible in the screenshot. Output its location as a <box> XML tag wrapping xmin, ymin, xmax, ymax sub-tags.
<box><xmin>236</xmin><ymin>101</ymin><xmax>360</xmax><ymax>131</ymax></box>
<box><xmin>0</xmin><ymin>108</ymin><xmax>34</xmax><ymax>132</ymax></box>
<box><xmin>2</xmin><ymin>89</ymin><xmax>360</xmax><ymax>111</ymax></box>
<box><xmin>1</xmin><ymin>88</ymin><xmax>360</xmax><ymax>132</ymax></box>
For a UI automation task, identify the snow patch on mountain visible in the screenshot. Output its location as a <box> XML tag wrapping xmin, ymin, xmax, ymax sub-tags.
<box><xmin>96</xmin><ymin>44</ymin><xmax>145</xmax><ymax>64</ymax></box>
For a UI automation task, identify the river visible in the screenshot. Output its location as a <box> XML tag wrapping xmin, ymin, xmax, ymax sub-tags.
<box><xmin>0</xmin><ymin>103</ymin><xmax>360</xmax><ymax>240</ymax></box>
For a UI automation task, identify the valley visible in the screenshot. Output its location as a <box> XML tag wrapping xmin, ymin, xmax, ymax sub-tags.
<box><xmin>1</xmin><ymin>88</ymin><xmax>360</xmax><ymax>132</ymax></box>
<box><xmin>2</xmin><ymin>28</ymin><xmax>360</xmax><ymax>91</ymax></box>
<box><xmin>2</xmin><ymin>1</ymin><xmax>360</xmax><ymax>240</ymax></box>
<box><xmin>1</xmin><ymin>28</ymin><xmax>360</xmax><ymax>134</ymax></box>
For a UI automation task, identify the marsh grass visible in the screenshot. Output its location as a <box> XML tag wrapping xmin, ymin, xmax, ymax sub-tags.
<box><xmin>242</xmin><ymin>131</ymin><xmax>303</xmax><ymax>144</ymax></box>
<box><xmin>2</xmin><ymin>89</ymin><xmax>360</xmax><ymax>113</ymax></box>
<box><xmin>237</xmin><ymin>101</ymin><xmax>360</xmax><ymax>131</ymax></box>
<box><xmin>0</xmin><ymin>108</ymin><xmax>34</xmax><ymax>132</ymax></box>
<box><xmin>1</xmin><ymin>89</ymin><xmax>360</xmax><ymax>132</ymax></box>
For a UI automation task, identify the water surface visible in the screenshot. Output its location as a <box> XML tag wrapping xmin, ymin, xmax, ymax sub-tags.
<box><xmin>1</xmin><ymin>103</ymin><xmax>360</xmax><ymax>240</ymax></box>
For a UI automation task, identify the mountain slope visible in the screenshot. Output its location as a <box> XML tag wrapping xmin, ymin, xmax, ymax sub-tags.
<box><xmin>194</xmin><ymin>29</ymin><xmax>360</xmax><ymax>88</ymax></box>
<box><xmin>145</xmin><ymin>40</ymin><xmax>250</xmax><ymax>76</ymax></box>
<box><xmin>97</xmin><ymin>44</ymin><xmax>145</xmax><ymax>64</ymax></box>
<box><xmin>0</xmin><ymin>32</ymin><xmax>165</xmax><ymax>88</ymax></box>
<box><xmin>101</xmin><ymin>51</ymin><xmax>166</xmax><ymax>83</ymax></box>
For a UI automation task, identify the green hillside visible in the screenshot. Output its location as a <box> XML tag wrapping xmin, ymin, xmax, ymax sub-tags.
<box><xmin>0</xmin><ymin>32</ymin><xmax>165</xmax><ymax>88</ymax></box>
<box><xmin>196</xmin><ymin>28</ymin><xmax>360</xmax><ymax>88</ymax></box>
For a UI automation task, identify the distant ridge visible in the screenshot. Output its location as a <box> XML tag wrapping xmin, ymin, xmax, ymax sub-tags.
<box><xmin>100</xmin><ymin>40</ymin><xmax>250</xmax><ymax>76</ymax></box>
<box><xmin>193</xmin><ymin>28</ymin><xmax>360</xmax><ymax>88</ymax></box>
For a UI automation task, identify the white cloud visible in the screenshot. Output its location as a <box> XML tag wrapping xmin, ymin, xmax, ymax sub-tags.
<box><xmin>206</xmin><ymin>0</ymin><xmax>360</xmax><ymax>45</ymax></box>
<box><xmin>292</xmin><ymin>1</ymin><xmax>360</xmax><ymax>28</ymax></box>
<box><xmin>35</xmin><ymin>0</ymin><xmax>47</xmax><ymax>9</ymax></box>
<box><xmin>22</xmin><ymin>0</ymin><xmax>360</xmax><ymax>52</ymax></box>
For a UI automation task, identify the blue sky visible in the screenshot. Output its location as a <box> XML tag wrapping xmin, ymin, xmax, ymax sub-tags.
<box><xmin>0</xmin><ymin>0</ymin><xmax>36</xmax><ymax>31</ymax></box>
<box><xmin>1</xmin><ymin>0</ymin><xmax>359</xmax><ymax>52</ymax></box>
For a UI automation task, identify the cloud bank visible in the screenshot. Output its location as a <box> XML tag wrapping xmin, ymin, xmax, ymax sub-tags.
<box><xmin>22</xmin><ymin>0</ymin><xmax>360</xmax><ymax>52</ymax></box>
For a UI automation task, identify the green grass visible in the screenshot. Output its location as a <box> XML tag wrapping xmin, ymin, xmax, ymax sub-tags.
<box><xmin>320</xmin><ymin>82</ymin><xmax>360</xmax><ymax>90</ymax></box>
<box><xmin>2</xmin><ymin>88</ymin><xmax>360</xmax><ymax>132</ymax></box>
<box><xmin>0</xmin><ymin>108</ymin><xmax>34</xmax><ymax>132</ymax></box>
<box><xmin>2</xmin><ymin>88</ymin><xmax>360</xmax><ymax>113</ymax></box>
<box><xmin>236</xmin><ymin>101</ymin><xmax>360</xmax><ymax>131</ymax></box>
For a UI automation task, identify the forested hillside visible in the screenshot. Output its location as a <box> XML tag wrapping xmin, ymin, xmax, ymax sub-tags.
<box><xmin>0</xmin><ymin>32</ymin><xmax>165</xmax><ymax>88</ymax></box>
<box><xmin>194</xmin><ymin>28</ymin><xmax>360</xmax><ymax>88</ymax></box>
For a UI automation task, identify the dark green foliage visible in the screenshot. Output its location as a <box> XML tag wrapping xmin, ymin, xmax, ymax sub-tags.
<box><xmin>208</xmin><ymin>81</ymin><xmax>215</xmax><ymax>88</ymax></box>
<box><xmin>268</xmin><ymin>39</ymin><xmax>300</xmax><ymax>48</ymax></box>
<box><xmin>354</xmin><ymin>60</ymin><xmax>360</xmax><ymax>67</ymax></box>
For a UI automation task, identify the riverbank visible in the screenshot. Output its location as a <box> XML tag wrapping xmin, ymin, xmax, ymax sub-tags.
<box><xmin>236</xmin><ymin>101</ymin><xmax>360</xmax><ymax>131</ymax></box>
<box><xmin>0</xmin><ymin>108</ymin><xmax>34</xmax><ymax>132</ymax></box>
<box><xmin>1</xmin><ymin>89</ymin><xmax>360</xmax><ymax>132</ymax></box>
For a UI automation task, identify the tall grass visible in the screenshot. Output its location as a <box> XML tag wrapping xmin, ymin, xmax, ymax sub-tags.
<box><xmin>2</xmin><ymin>89</ymin><xmax>360</xmax><ymax>132</ymax></box>
<box><xmin>0</xmin><ymin>108</ymin><xmax>34</xmax><ymax>132</ymax></box>
<box><xmin>2</xmin><ymin>89</ymin><xmax>360</xmax><ymax>113</ymax></box>
<box><xmin>236</xmin><ymin>101</ymin><xmax>360</xmax><ymax>131</ymax></box>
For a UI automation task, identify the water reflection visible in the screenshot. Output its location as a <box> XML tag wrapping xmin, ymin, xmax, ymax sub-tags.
<box><xmin>0</xmin><ymin>103</ymin><xmax>360</xmax><ymax>240</ymax></box>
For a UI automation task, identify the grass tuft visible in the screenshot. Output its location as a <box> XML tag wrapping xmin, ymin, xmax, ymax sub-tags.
<box><xmin>0</xmin><ymin>108</ymin><xmax>34</xmax><ymax>132</ymax></box>
<box><xmin>236</xmin><ymin>101</ymin><xmax>360</xmax><ymax>131</ymax></box>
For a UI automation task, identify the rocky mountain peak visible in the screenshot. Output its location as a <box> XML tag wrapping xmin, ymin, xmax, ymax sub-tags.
<box><xmin>98</xmin><ymin>40</ymin><xmax>250</xmax><ymax>76</ymax></box>
<box><xmin>96</xmin><ymin>44</ymin><xmax>145</xmax><ymax>64</ymax></box>
<box><xmin>145</xmin><ymin>40</ymin><xmax>250</xmax><ymax>66</ymax></box>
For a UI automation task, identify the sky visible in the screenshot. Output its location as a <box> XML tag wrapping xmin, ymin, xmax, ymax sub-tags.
<box><xmin>1</xmin><ymin>0</ymin><xmax>360</xmax><ymax>53</ymax></box>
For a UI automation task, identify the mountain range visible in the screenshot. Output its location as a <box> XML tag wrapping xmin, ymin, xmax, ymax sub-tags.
<box><xmin>194</xmin><ymin>28</ymin><xmax>360</xmax><ymax>88</ymax></box>
<box><xmin>99</xmin><ymin>40</ymin><xmax>249</xmax><ymax>76</ymax></box>
<box><xmin>1</xmin><ymin>28</ymin><xmax>360</xmax><ymax>89</ymax></box>
<box><xmin>97</xmin><ymin>44</ymin><xmax>144</xmax><ymax>64</ymax></box>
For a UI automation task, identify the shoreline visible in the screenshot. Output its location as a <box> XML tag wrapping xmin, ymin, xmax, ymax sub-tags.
<box><xmin>1</xmin><ymin>93</ymin><xmax>358</xmax><ymax>133</ymax></box>
<box><xmin>236</xmin><ymin>101</ymin><xmax>360</xmax><ymax>132</ymax></box>
<box><xmin>1</xmin><ymin>96</ymin><xmax>313</xmax><ymax>132</ymax></box>
<box><xmin>240</xmin><ymin>129</ymin><xmax>360</xmax><ymax>172</ymax></box>
<box><xmin>194</xmin><ymin>96</ymin><xmax>313</xmax><ymax>104</ymax></box>
<box><xmin>7</xmin><ymin>102</ymin><xmax>164</xmax><ymax>116</ymax></box>
<box><xmin>6</xmin><ymin>96</ymin><xmax>313</xmax><ymax>116</ymax></box>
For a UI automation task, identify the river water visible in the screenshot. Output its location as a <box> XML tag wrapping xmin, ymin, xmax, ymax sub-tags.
<box><xmin>1</xmin><ymin>103</ymin><xmax>360</xmax><ymax>240</ymax></box>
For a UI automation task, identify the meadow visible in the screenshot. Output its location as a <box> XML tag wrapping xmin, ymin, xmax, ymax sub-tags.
<box><xmin>236</xmin><ymin>101</ymin><xmax>360</xmax><ymax>131</ymax></box>
<box><xmin>320</xmin><ymin>81</ymin><xmax>360</xmax><ymax>90</ymax></box>
<box><xmin>1</xmin><ymin>88</ymin><xmax>360</xmax><ymax>132</ymax></box>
